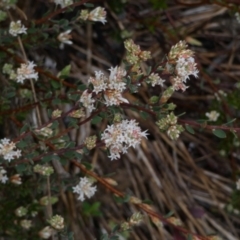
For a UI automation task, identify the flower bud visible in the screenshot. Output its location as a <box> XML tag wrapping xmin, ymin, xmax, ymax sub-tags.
<box><xmin>20</xmin><ymin>219</ymin><xmax>32</xmax><ymax>230</ymax></box>
<box><xmin>48</xmin><ymin>215</ymin><xmax>64</xmax><ymax>230</ymax></box>
<box><xmin>15</xmin><ymin>206</ymin><xmax>27</xmax><ymax>217</ymax></box>
<box><xmin>39</xmin><ymin>196</ymin><xmax>58</xmax><ymax>206</ymax></box>
<box><xmin>38</xmin><ymin>226</ymin><xmax>53</xmax><ymax>239</ymax></box>
<box><xmin>10</xmin><ymin>174</ymin><xmax>22</xmax><ymax>185</ymax></box>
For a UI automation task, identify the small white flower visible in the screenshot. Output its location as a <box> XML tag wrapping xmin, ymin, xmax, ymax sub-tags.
<box><xmin>53</xmin><ymin>0</ymin><xmax>73</xmax><ymax>8</ymax></box>
<box><xmin>57</xmin><ymin>29</ymin><xmax>73</xmax><ymax>49</ymax></box>
<box><xmin>206</xmin><ymin>110</ymin><xmax>220</xmax><ymax>122</ymax></box>
<box><xmin>16</xmin><ymin>61</ymin><xmax>38</xmax><ymax>84</ymax></box>
<box><xmin>89</xmin><ymin>71</ymin><xmax>108</xmax><ymax>94</ymax></box>
<box><xmin>20</xmin><ymin>219</ymin><xmax>32</xmax><ymax>230</ymax></box>
<box><xmin>0</xmin><ymin>138</ymin><xmax>21</xmax><ymax>162</ymax></box>
<box><xmin>80</xmin><ymin>90</ymin><xmax>96</xmax><ymax>112</ymax></box>
<box><xmin>101</xmin><ymin>120</ymin><xmax>148</xmax><ymax>160</ymax></box>
<box><xmin>0</xmin><ymin>167</ymin><xmax>8</xmax><ymax>184</ymax></box>
<box><xmin>79</xmin><ymin>7</ymin><xmax>107</xmax><ymax>24</ymax></box>
<box><xmin>9</xmin><ymin>20</ymin><xmax>27</xmax><ymax>37</ymax></box>
<box><xmin>148</xmin><ymin>73</ymin><xmax>165</xmax><ymax>87</ymax></box>
<box><xmin>72</xmin><ymin>177</ymin><xmax>97</xmax><ymax>201</ymax></box>
<box><xmin>104</xmin><ymin>89</ymin><xmax>129</xmax><ymax>106</ymax></box>
<box><xmin>38</xmin><ymin>226</ymin><xmax>53</xmax><ymax>239</ymax></box>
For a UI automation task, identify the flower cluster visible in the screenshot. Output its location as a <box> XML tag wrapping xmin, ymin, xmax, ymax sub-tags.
<box><xmin>16</xmin><ymin>61</ymin><xmax>38</xmax><ymax>83</ymax></box>
<box><xmin>166</xmin><ymin>41</ymin><xmax>198</xmax><ymax>91</ymax></box>
<box><xmin>72</xmin><ymin>177</ymin><xmax>97</xmax><ymax>201</ymax></box>
<box><xmin>68</xmin><ymin>108</ymin><xmax>85</xmax><ymax>118</ymax></box>
<box><xmin>101</xmin><ymin>119</ymin><xmax>148</xmax><ymax>160</ymax></box>
<box><xmin>9</xmin><ymin>20</ymin><xmax>27</xmax><ymax>37</ymax></box>
<box><xmin>156</xmin><ymin>113</ymin><xmax>184</xmax><ymax>140</ymax></box>
<box><xmin>34</xmin><ymin>164</ymin><xmax>54</xmax><ymax>176</ymax></box>
<box><xmin>84</xmin><ymin>135</ymin><xmax>97</xmax><ymax>150</ymax></box>
<box><xmin>53</xmin><ymin>0</ymin><xmax>73</xmax><ymax>8</ymax></box>
<box><xmin>48</xmin><ymin>215</ymin><xmax>64</xmax><ymax>230</ymax></box>
<box><xmin>147</xmin><ymin>73</ymin><xmax>165</xmax><ymax>87</ymax></box>
<box><xmin>15</xmin><ymin>206</ymin><xmax>28</xmax><ymax>217</ymax></box>
<box><xmin>79</xmin><ymin>7</ymin><xmax>107</xmax><ymax>24</ymax></box>
<box><xmin>80</xmin><ymin>66</ymin><xmax>128</xmax><ymax>112</ymax></box>
<box><xmin>20</xmin><ymin>219</ymin><xmax>32</xmax><ymax>230</ymax></box>
<box><xmin>0</xmin><ymin>167</ymin><xmax>8</xmax><ymax>184</ymax></box>
<box><xmin>0</xmin><ymin>138</ymin><xmax>21</xmax><ymax>161</ymax></box>
<box><xmin>206</xmin><ymin>110</ymin><xmax>220</xmax><ymax>122</ymax></box>
<box><xmin>124</xmin><ymin>39</ymin><xmax>151</xmax><ymax>65</ymax></box>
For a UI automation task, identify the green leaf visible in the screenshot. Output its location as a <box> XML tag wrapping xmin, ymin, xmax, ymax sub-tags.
<box><xmin>52</xmin><ymin>98</ymin><xmax>62</xmax><ymax>105</ymax></box>
<box><xmin>109</xmin><ymin>236</ymin><xmax>119</xmax><ymax>240</ymax></box>
<box><xmin>140</xmin><ymin>111</ymin><xmax>149</xmax><ymax>120</ymax></box>
<box><xmin>212</xmin><ymin>129</ymin><xmax>226</xmax><ymax>138</ymax></box>
<box><xmin>224</xmin><ymin>118</ymin><xmax>236</xmax><ymax>126</ymax></box>
<box><xmin>20</xmin><ymin>124</ymin><xmax>29</xmax><ymax>134</ymax></box>
<box><xmin>91</xmin><ymin>116</ymin><xmax>102</xmax><ymax>125</ymax></box>
<box><xmin>187</xmin><ymin>234</ymin><xmax>193</xmax><ymax>240</ymax></box>
<box><xmin>84</xmin><ymin>3</ymin><xmax>94</xmax><ymax>7</ymax></box>
<box><xmin>185</xmin><ymin>124</ymin><xmax>195</xmax><ymax>134</ymax></box>
<box><xmin>58</xmin><ymin>64</ymin><xmax>71</xmax><ymax>78</ymax></box>
<box><xmin>82</xmin><ymin>202</ymin><xmax>101</xmax><ymax>216</ymax></box>
<box><xmin>78</xmin><ymin>84</ymin><xmax>87</xmax><ymax>91</ymax></box>
<box><xmin>50</xmin><ymin>80</ymin><xmax>61</xmax><ymax>89</ymax></box>
<box><xmin>16</xmin><ymin>163</ymin><xmax>27</xmax><ymax>174</ymax></box>
<box><xmin>6</xmin><ymin>91</ymin><xmax>16</xmax><ymax>98</ymax></box>
<box><xmin>42</xmin><ymin>155</ymin><xmax>53</xmax><ymax>163</ymax></box>
<box><xmin>164</xmin><ymin>210</ymin><xmax>174</xmax><ymax>218</ymax></box>
<box><xmin>112</xmin><ymin>224</ymin><xmax>121</xmax><ymax>233</ymax></box>
<box><xmin>17</xmin><ymin>140</ymin><xmax>28</xmax><ymax>149</ymax></box>
<box><xmin>146</xmin><ymin>66</ymin><xmax>152</xmax><ymax>75</ymax></box>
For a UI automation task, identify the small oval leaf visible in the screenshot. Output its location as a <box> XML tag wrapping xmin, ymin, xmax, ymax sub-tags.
<box><xmin>185</xmin><ymin>124</ymin><xmax>195</xmax><ymax>134</ymax></box>
<box><xmin>212</xmin><ymin>129</ymin><xmax>226</xmax><ymax>138</ymax></box>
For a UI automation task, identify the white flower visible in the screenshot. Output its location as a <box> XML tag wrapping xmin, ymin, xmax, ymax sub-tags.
<box><xmin>16</xmin><ymin>61</ymin><xmax>38</xmax><ymax>83</ymax></box>
<box><xmin>79</xmin><ymin>7</ymin><xmax>107</xmax><ymax>24</ymax></box>
<box><xmin>89</xmin><ymin>71</ymin><xmax>108</xmax><ymax>94</ymax></box>
<box><xmin>176</xmin><ymin>56</ymin><xmax>198</xmax><ymax>81</ymax></box>
<box><xmin>57</xmin><ymin>29</ymin><xmax>73</xmax><ymax>49</ymax></box>
<box><xmin>206</xmin><ymin>110</ymin><xmax>220</xmax><ymax>122</ymax></box>
<box><xmin>0</xmin><ymin>167</ymin><xmax>8</xmax><ymax>184</ymax></box>
<box><xmin>79</xmin><ymin>90</ymin><xmax>96</xmax><ymax>112</ymax></box>
<box><xmin>170</xmin><ymin>76</ymin><xmax>188</xmax><ymax>92</ymax></box>
<box><xmin>167</xmin><ymin>41</ymin><xmax>198</xmax><ymax>91</ymax></box>
<box><xmin>104</xmin><ymin>89</ymin><xmax>129</xmax><ymax>106</ymax></box>
<box><xmin>53</xmin><ymin>0</ymin><xmax>73</xmax><ymax>8</ymax></box>
<box><xmin>9</xmin><ymin>20</ymin><xmax>27</xmax><ymax>37</ymax></box>
<box><xmin>72</xmin><ymin>177</ymin><xmax>97</xmax><ymax>201</ymax></box>
<box><xmin>108</xmin><ymin>66</ymin><xmax>127</xmax><ymax>92</ymax></box>
<box><xmin>86</xmin><ymin>66</ymin><xmax>128</xmax><ymax>106</ymax></box>
<box><xmin>20</xmin><ymin>219</ymin><xmax>32</xmax><ymax>230</ymax></box>
<box><xmin>235</xmin><ymin>12</ymin><xmax>240</xmax><ymax>24</ymax></box>
<box><xmin>148</xmin><ymin>73</ymin><xmax>165</xmax><ymax>87</ymax></box>
<box><xmin>0</xmin><ymin>138</ymin><xmax>21</xmax><ymax>162</ymax></box>
<box><xmin>101</xmin><ymin>120</ymin><xmax>148</xmax><ymax>160</ymax></box>
<box><xmin>38</xmin><ymin>226</ymin><xmax>53</xmax><ymax>239</ymax></box>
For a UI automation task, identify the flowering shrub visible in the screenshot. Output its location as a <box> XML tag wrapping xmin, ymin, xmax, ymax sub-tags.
<box><xmin>0</xmin><ymin>0</ymin><xmax>239</xmax><ymax>239</ymax></box>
